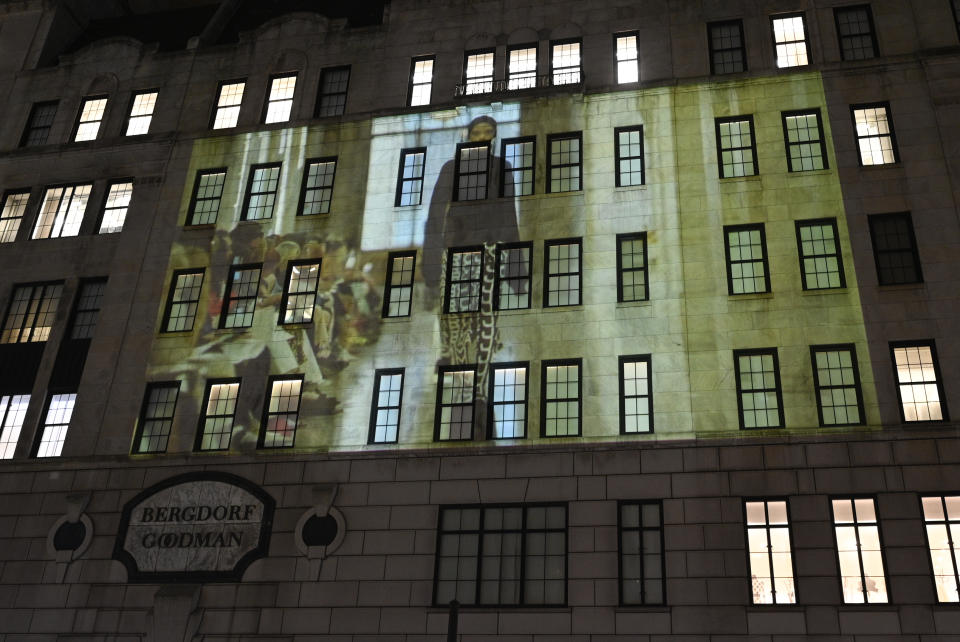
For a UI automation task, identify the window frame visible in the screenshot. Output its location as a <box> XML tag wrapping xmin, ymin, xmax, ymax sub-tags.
<box><xmin>541</xmin><ymin>358</ymin><xmax>582</xmax><ymax>438</ymax></box>
<box><xmin>507</xmin><ymin>43</ymin><xmax>539</xmax><ymax>90</ymax></box>
<box><xmin>20</xmin><ymin>100</ymin><xmax>58</xmax><ymax>147</ymax></box>
<box><xmin>186</xmin><ymin>168</ymin><xmax>227</xmax><ymax>226</ymax></box>
<box><xmin>257</xmin><ymin>374</ymin><xmax>304</xmax><ymax>449</ymax></box>
<box><xmin>850</xmin><ymin>102</ymin><xmax>899</xmax><ymax>166</ymax></box>
<box><xmin>614</xmin><ymin>125</ymin><xmax>645</xmax><ymax>187</ymax></box>
<box><xmin>834</xmin><ymin>5</ymin><xmax>879</xmax><ymax>61</ymax></box>
<box><xmin>71</xmin><ymin>94</ymin><xmax>109</xmax><ymax>142</ymax></box>
<box><xmin>0</xmin><ymin>189</ymin><xmax>31</xmax><ymax>243</ymax></box>
<box><xmin>830</xmin><ymin>496</ymin><xmax>889</xmax><ymax>604</ymax></box>
<box><xmin>733</xmin><ymin>347</ymin><xmax>785</xmax><ymax>430</ymax></box>
<box><xmin>920</xmin><ymin>495</ymin><xmax>960</xmax><ymax>603</ymax></box>
<box><xmin>613</xmin><ymin>31</ymin><xmax>640</xmax><ymax>84</ymax></box>
<box><xmin>708</xmin><ymin>19</ymin><xmax>747</xmax><ymax>74</ymax></box>
<box><xmin>494</xmin><ymin>241</ymin><xmax>532</xmax><ymax>311</ymax></box>
<box><xmin>1</xmin><ymin>281</ymin><xmax>64</xmax><ymax>344</ymax></box>
<box><xmin>97</xmin><ymin>179</ymin><xmax>134</xmax><ymax>234</ymax></box>
<box><xmin>160</xmin><ymin>268</ymin><xmax>204</xmax><ymax>333</ymax></box>
<box><xmin>296</xmin><ymin>156</ymin><xmax>337</xmax><ymax>217</ymax></box>
<box><xmin>616</xmin><ymin>232</ymin><xmax>649</xmax><ymax>303</ymax></box>
<box><xmin>452</xmin><ymin>141</ymin><xmax>491</xmax><ymax>202</ymax></box>
<box><xmin>619</xmin><ymin>354</ymin><xmax>653</xmax><ymax>434</ymax></box>
<box><xmin>795</xmin><ymin>218</ymin><xmax>845</xmax><ymax>290</ymax></box>
<box><xmin>32</xmin><ymin>391</ymin><xmax>77</xmax><ymax>458</ymax></box>
<box><xmin>889</xmin><ymin>340</ymin><xmax>949</xmax><ymax>423</ymax></box>
<box><xmin>867</xmin><ymin>212</ymin><xmax>923</xmax><ymax>285</ymax></box>
<box><xmin>546</xmin><ymin>131</ymin><xmax>583</xmax><ymax>194</ymax></box>
<box><xmin>487</xmin><ymin>361</ymin><xmax>529</xmax><ymax>440</ymax></box>
<box><xmin>781</xmin><ymin>108</ymin><xmax>828</xmax><ymax>172</ymax></box>
<box><xmin>124</xmin><ymin>89</ymin><xmax>159</xmax><ymax>136</ymax></box>
<box><xmin>549</xmin><ymin>38</ymin><xmax>582</xmax><ymax>86</ymax></box>
<box><xmin>261</xmin><ymin>72</ymin><xmax>298</xmax><ymax>125</ymax></box>
<box><xmin>32</xmin><ymin>182</ymin><xmax>92</xmax><ymax>240</ymax></box>
<box><xmin>724</xmin><ymin>223</ymin><xmax>770</xmax><ymax>295</ymax></box>
<box><xmin>715</xmin><ymin>115</ymin><xmax>759</xmax><ymax>178</ymax></box>
<box><xmin>194</xmin><ymin>378</ymin><xmax>241</xmax><ymax>452</ymax></box>
<box><xmin>219</xmin><ymin>263</ymin><xmax>262</xmax><ymax>329</ymax></box>
<box><xmin>618</xmin><ymin>500</ymin><xmax>665</xmax><ymax>605</ymax></box>
<box><xmin>67</xmin><ymin>276</ymin><xmax>107</xmax><ymax>340</ymax></box>
<box><xmin>810</xmin><ymin>344</ymin><xmax>865</xmax><ymax>427</ymax></box>
<box><xmin>0</xmin><ymin>393</ymin><xmax>30</xmax><ymax>460</ymax></box>
<box><xmin>434</xmin><ymin>365</ymin><xmax>477</xmax><ymax>442</ymax></box>
<box><xmin>463</xmin><ymin>47</ymin><xmax>496</xmax><ymax>95</ymax></box>
<box><xmin>209</xmin><ymin>78</ymin><xmax>246</xmax><ymax>130</ymax></box>
<box><xmin>743</xmin><ymin>498</ymin><xmax>798</xmax><ymax>605</ymax></box>
<box><xmin>500</xmin><ymin>136</ymin><xmax>536</xmax><ymax>197</ymax></box>
<box><xmin>770</xmin><ymin>12</ymin><xmax>810</xmax><ymax>68</ymax></box>
<box><xmin>315</xmin><ymin>66</ymin><xmax>351</xmax><ymax>117</ymax></box>
<box><xmin>444</xmin><ymin>246</ymin><xmax>484</xmax><ymax>314</ymax></box>
<box><xmin>544</xmin><ymin>237</ymin><xmax>582</xmax><ymax>308</ymax></box>
<box><xmin>953</xmin><ymin>0</ymin><xmax>960</xmax><ymax>42</ymax></box>
<box><xmin>408</xmin><ymin>55</ymin><xmax>435</xmax><ymax>106</ymax></box>
<box><xmin>241</xmin><ymin>162</ymin><xmax>282</xmax><ymax>221</ymax></box>
<box><xmin>369</xmin><ymin>367</ymin><xmax>405</xmax><ymax>444</ymax></box>
<box><xmin>131</xmin><ymin>381</ymin><xmax>180</xmax><ymax>454</ymax></box>
<box><xmin>395</xmin><ymin>147</ymin><xmax>427</xmax><ymax>207</ymax></box>
<box><xmin>383</xmin><ymin>251</ymin><xmax>417</xmax><ymax>318</ymax></box>
<box><xmin>278</xmin><ymin>259</ymin><xmax>321</xmax><ymax>325</ymax></box>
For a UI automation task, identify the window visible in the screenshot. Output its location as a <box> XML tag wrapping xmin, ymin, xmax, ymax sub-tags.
<box><xmin>435</xmin><ymin>504</ymin><xmax>566</xmax><ymax>606</ymax></box>
<box><xmin>195</xmin><ymin>380</ymin><xmax>240</xmax><ymax>451</ymax></box>
<box><xmin>453</xmin><ymin>142</ymin><xmax>490</xmax><ymax>201</ymax></box>
<box><xmin>316</xmin><ymin>66</ymin><xmax>350</xmax><ymax>116</ymax></box>
<box><xmin>34</xmin><ymin>393</ymin><xmax>76</xmax><ymax>457</ymax></box>
<box><xmin>494</xmin><ymin>242</ymin><xmax>531</xmax><ymax>310</ymax></box>
<box><xmin>508</xmin><ymin>44</ymin><xmax>538</xmax><ymax>90</ymax></box>
<box><xmin>489</xmin><ymin>363</ymin><xmax>528</xmax><ymax>439</ymax></box>
<box><xmin>745</xmin><ymin>500</ymin><xmax>796</xmax><ymax>604</ymax></box>
<box><xmin>125</xmin><ymin>90</ymin><xmax>158</xmax><ymax>136</ymax></box>
<box><xmin>1</xmin><ymin>282</ymin><xmax>63</xmax><ymax>344</ymax></box>
<box><xmin>187</xmin><ymin>169</ymin><xmax>227</xmax><ymax>225</ymax></box>
<box><xmin>547</xmin><ymin>132</ymin><xmax>582</xmax><ymax>193</ymax></box>
<box><xmin>395</xmin><ymin>148</ymin><xmax>426</xmax><ymax>206</ymax></box>
<box><xmin>211</xmin><ymin>80</ymin><xmax>245</xmax><ymax>129</ymax></box>
<box><xmin>445</xmin><ymin>247</ymin><xmax>483</xmax><ymax>313</ymax></box>
<box><xmin>280</xmin><ymin>260</ymin><xmax>320</xmax><ymax>324</ymax></box>
<box><xmin>501</xmin><ymin>137</ymin><xmax>536</xmax><ymax>197</ymax></box>
<box><xmin>32</xmin><ymin>184</ymin><xmax>91</xmax><ymax>239</ymax></box>
<box><xmin>544</xmin><ymin>239</ymin><xmax>581</xmax><ymax>307</ymax></box>
<box><xmin>542</xmin><ymin>359</ymin><xmax>581</xmax><ymax>437</ymax></box>
<box><xmin>409</xmin><ymin>56</ymin><xmax>435</xmax><ymax>106</ymax></box>
<box><xmin>852</xmin><ymin>103</ymin><xmax>898</xmax><ymax>165</ymax></box>
<box><xmin>241</xmin><ymin>163</ymin><xmax>281</xmax><ymax>221</ymax></box>
<box><xmin>20</xmin><ymin>101</ymin><xmax>58</xmax><ymax>147</ymax></box>
<box><xmin>771</xmin><ymin>13</ymin><xmax>809</xmax><ymax>67</ymax></box>
<box><xmin>724</xmin><ymin>224</ymin><xmax>769</xmax><ymax>295</ymax></box>
<box><xmin>463</xmin><ymin>49</ymin><xmax>494</xmax><ymax>95</ymax></box>
<box><xmin>619</xmin><ymin>355</ymin><xmax>652</xmax><ymax>434</ymax></box>
<box><xmin>716</xmin><ymin>116</ymin><xmax>758</xmax><ymax>178</ymax></box>
<box><xmin>708</xmin><ymin>20</ymin><xmax>747</xmax><ymax>74</ymax></box>
<box><xmin>953</xmin><ymin>0</ymin><xmax>960</xmax><ymax>40</ymax></box>
<box><xmin>298</xmin><ymin>158</ymin><xmax>336</xmax><ymax>216</ymax></box>
<box><xmin>0</xmin><ymin>394</ymin><xmax>29</xmax><ymax>459</ymax></box>
<box><xmin>0</xmin><ymin>191</ymin><xmax>30</xmax><ymax>243</ymax></box>
<box><xmin>832</xmin><ymin>497</ymin><xmax>887</xmax><ymax>603</ymax></box>
<box><xmin>734</xmin><ymin>348</ymin><xmax>784</xmax><ymax>429</ymax></box>
<box><xmin>72</xmin><ymin>96</ymin><xmax>108</xmax><ymax>142</ymax></box>
<box><xmin>383</xmin><ymin>251</ymin><xmax>416</xmax><ymax>318</ymax></box>
<box><xmin>435</xmin><ymin>366</ymin><xmax>476</xmax><ymax>441</ymax></box>
<box><xmin>550</xmin><ymin>39</ymin><xmax>581</xmax><ymax>85</ymax></box>
<box><xmin>220</xmin><ymin>265</ymin><xmax>261</xmax><ymax>329</ymax></box>
<box><xmin>615</xmin><ymin>126</ymin><xmax>644</xmax><ymax>187</ymax></box>
<box><xmin>921</xmin><ymin>495</ymin><xmax>960</xmax><ymax>603</ymax></box>
<box><xmin>796</xmin><ymin>219</ymin><xmax>845</xmax><ymax>290</ymax></box>
<box><xmin>98</xmin><ymin>180</ymin><xmax>133</xmax><ymax>234</ymax></box>
<box><xmin>868</xmin><ymin>213</ymin><xmax>922</xmax><ymax>285</ymax></box>
<box><xmin>132</xmin><ymin>382</ymin><xmax>179</xmax><ymax>454</ymax></box>
<box><xmin>161</xmin><ymin>269</ymin><xmax>204</xmax><ymax>333</ymax></box>
<box><xmin>263</xmin><ymin>73</ymin><xmax>297</xmax><ymax>124</ymax></box>
<box><xmin>619</xmin><ymin>501</ymin><xmax>665</xmax><ymax>605</ymax></box>
<box><xmin>617</xmin><ymin>232</ymin><xmax>649</xmax><ymax>302</ymax></box>
<box><xmin>259</xmin><ymin>376</ymin><xmax>303</xmax><ymax>448</ymax></box>
<box><xmin>69</xmin><ymin>278</ymin><xmax>106</xmax><ymax>340</ymax></box>
<box><xmin>891</xmin><ymin>341</ymin><xmax>947</xmax><ymax>422</ymax></box>
<box><xmin>811</xmin><ymin>345</ymin><xmax>864</xmax><ymax>427</ymax></box>
<box><xmin>782</xmin><ymin>109</ymin><xmax>827</xmax><ymax>171</ymax></box>
<box><xmin>614</xmin><ymin>32</ymin><xmax>639</xmax><ymax>83</ymax></box>
<box><xmin>835</xmin><ymin>5</ymin><xmax>878</xmax><ymax>61</ymax></box>
<box><xmin>369</xmin><ymin>368</ymin><xmax>404</xmax><ymax>444</ymax></box>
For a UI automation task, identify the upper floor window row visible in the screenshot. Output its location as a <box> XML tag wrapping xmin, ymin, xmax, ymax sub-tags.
<box><xmin>0</xmin><ymin>181</ymin><xmax>134</xmax><ymax>243</ymax></box>
<box><xmin>21</xmin><ymin>91</ymin><xmax>159</xmax><ymax>147</ymax></box>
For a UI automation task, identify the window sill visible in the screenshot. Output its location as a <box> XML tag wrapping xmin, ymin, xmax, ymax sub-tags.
<box><xmin>542</xmin><ymin>304</ymin><xmax>584</xmax><ymax>312</ymax></box>
<box><xmin>728</xmin><ymin>292</ymin><xmax>773</xmax><ymax>300</ymax></box>
<box><xmin>380</xmin><ymin>314</ymin><xmax>412</xmax><ymax>322</ymax></box>
<box><xmin>541</xmin><ymin>190</ymin><xmax>584</xmax><ymax>199</ymax></box>
<box><xmin>786</xmin><ymin>169</ymin><xmax>832</xmax><ymax>177</ymax></box>
<box><xmin>614</xmin><ymin>183</ymin><xmax>647</xmax><ymax>192</ymax></box>
<box><xmin>615</xmin><ymin>299</ymin><xmax>652</xmax><ymax>308</ymax></box>
<box><xmin>799</xmin><ymin>287</ymin><xmax>848</xmax><ymax>296</ymax></box>
<box><xmin>157</xmin><ymin>330</ymin><xmax>196</xmax><ymax>337</ymax></box>
<box><xmin>876</xmin><ymin>282</ymin><xmax>925</xmax><ymax>291</ymax></box>
<box><xmin>183</xmin><ymin>223</ymin><xmax>216</xmax><ymax>231</ymax></box>
<box><xmin>857</xmin><ymin>162</ymin><xmax>902</xmax><ymax>170</ymax></box>
<box><xmin>719</xmin><ymin>174</ymin><xmax>761</xmax><ymax>182</ymax></box>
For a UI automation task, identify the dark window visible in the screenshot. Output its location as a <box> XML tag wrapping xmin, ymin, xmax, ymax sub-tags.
<box><xmin>796</xmin><ymin>219</ymin><xmax>845</xmax><ymax>290</ymax></box>
<box><xmin>161</xmin><ymin>269</ymin><xmax>204</xmax><ymax>333</ymax></box>
<box><xmin>920</xmin><ymin>495</ymin><xmax>960</xmax><ymax>603</ymax></box>
<box><xmin>396</xmin><ymin>148</ymin><xmax>426</xmax><ymax>206</ymax></box>
<box><xmin>463</xmin><ymin>49</ymin><xmax>495</xmax><ymax>95</ymax></box>
<box><xmin>547</xmin><ymin>132</ymin><xmax>582</xmax><ymax>193</ymax></box>
<box><xmin>545</xmin><ymin>238</ymin><xmax>582</xmax><ymax>307</ymax></box>
<box><xmin>734</xmin><ymin>348</ymin><xmax>784</xmax><ymax>429</ymax></box>
<box><xmin>409</xmin><ymin>56</ymin><xmax>435</xmax><ymax>106</ymax></box>
<box><xmin>259</xmin><ymin>375</ymin><xmax>303</xmax><ymax>448</ymax></box>
<box><xmin>614</xmin><ymin>32</ymin><xmax>640</xmax><ymax>83</ymax></box>
<box><xmin>868</xmin><ymin>213</ymin><xmax>922</xmax><ymax>285</ymax></box>
<box><xmin>280</xmin><ymin>260</ymin><xmax>320</xmax><ymax>324</ymax></box>
<box><xmin>890</xmin><ymin>341</ymin><xmax>948</xmax><ymax>423</ymax></box>
<box><xmin>745</xmin><ymin>500</ymin><xmax>796</xmax><ymax>604</ymax></box>
<box><xmin>619</xmin><ymin>501</ymin><xmax>665</xmax><ymax>605</ymax></box>
<box><xmin>852</xmin><ymin>103</ymin><xmax>898</xmax><ymax>165</ymax></box>
<box><xmin>619</xmin><ymin>355</ymin><xmax>652</xmax><ymax>434</ymax></box>
<box><xmin>0</xmin><ymin>190</ymin><xmax>30</xmax><ymax>243</ymax></box>
<box><xmin>831</xmin><ymin>497</ymin><xmax>888</xmax><ymax>603</ymax></box>
<box><xmin>1</xmin><ymin>282</ymin><xmax>63</xmax><ymax>344</ymax></box>
<box><xmin>132</xmin><ymin>382</ymin><xmax>179</xmax><ymax>454</ymax></box>
<box><xmin>453</xmin><ymin>142</ymin><xmax>490</xmax><ymax>201</ymax></box>
<box><xmin>370</xmin><ymin>368</ymin><xmax>404</xmax><ymax>444</ymax></box>
<box><xmin>542</xmin><ymin>359</ymin><xmax>581</xmax><ymax>437</ymax></box>
<box><xmin>435</xmin><ymin>365</ymin><xmax>476</xmax><ymax>441</ymax></box>
<box><xmin>187</xmin><ymin>169</ymin><xmax>227</xmax><ymax>225</ymax></box>
<box><xmin>98</xmin><ymin>180</ymin><xmax>133</xmax><ymax>234</ymax></box>
<box><xmin>242</xmin><ymin>163</ymin><xmax>281</xmax><ymax>221</ymax></box>
<box><xmin>716</xmin><ymin>115</ymin><xmax>758</xmax><ymax>178</ymax></box>
<box><xmin>508</xmin><ymin>44</ymin><xmax>538</xmax><ymax>90</ymax></box>
<box><xmin>708</xmin><ymin>20</ymin><xmax>747</xmax><ymax>74</ymax></box>
<box><xmin>724</xmin><ymin>224</ymin><xmax>769</xmax><ymax>294</ymax></box>
<box><xmin>34</xmin><ymin>392</ymin><xmax>76</xmax><ymax>457</ymax></box>
<box><xmin>211</xmin><ymin>80</ymin><xmax>245</xmax><ymax>129</ymax></box>
<box><xmin>383</xmin><ymin>251</ymin><xmax>416</xmax><ymax>318</ymax></box>
<box><xmin>72</xmin><ymin>95</ymin><xmax>108</xmax><ymax>142</ymax></box>
<box><xmin>0</xmin><ymin>394</ymin><xmax>30</xmax><ymax>459</ymax></box>
<box><xmin>835</xmin><ymin>5</ymin><xmax>878</xmax><ymax>60</ymax></box>
<box><xmin>125</xmin><ymin>90</ymin><xmax>158</xmax><ymax>136</ymax></box>
<box><xmin>316</xmin><ymin>66</ymin><xmax>350</xmax><ymax>116</ymax></box>
<box><xmin>434</xmin><ymin>504</ymin><xmax>567</xmax><ymax>606</ymax></box>
<box><xmin>782</xmin><ymin>109</ymin><xmax>827</xmax><ymax>171</ymax></box>
<box><xmin>771</xmin><ymin>13</ymin><xmax>809</xmax><ymax>67</ymax></box>
<box><xmin>617</xmin><ymin>232</ymin><xmax>649</xmax><ymax>302</ymax></box>
<box><xmin>20</xmin><ymin>101</ymin><xmax>58</xmax><ymax>147</ymax></box>
<box><xmin>495</xmin><ymin>242</ymin><xmax>532</xmax><ymax>310</ymax></box>
<box><xmin>220</xmin><ymin>265</ymin><xmax>261</xmax><ymax>329</ymax></box>
<box><xmin>32</xmin><ymin>184</ymin><xmax>92</xmax><ymax>239</ymax></box>
<box><xmin>550</xmin><ymin>39</ymin><xmax>581</xmax><ymax>85</ymax></box>
<box><xmin>445</xmin><ymin>247</ymin><xmax>483</xmax><ymax>313</ymax></box>
<box><xmin>489</xmin><ymin>362</ymin><xmax>528</xmax><ymax>439</ymax></box>
<box><xmin>811</xmin><ymin>344</ymin><xmax>865</xmax><ymax>426</ymax></box>
<box><xmin>615</xmin><ymin>126</ymin><xmax>644</xmax><ymax>187</ymax></box>
<box><xmin>298</xmin><ymin>157</ymin><xmax>336</xmax><ymax>216</ymax></box>
<box><xmin>69</xmin><ymin>278</ymin><xmax>107</xmax><ymax>340</ymax></box>
<box><xmin>263</xmin><ymin>73</ymin><xmax>297</xmax><ymax>124</ymax></box>
<box><xmin>195</xmin><ymin>379</ymin><xmax>240</xmax><ymax>451</ymax></box>
<box><xmin>953</xmin><ymin>0</ymin><xmax>960</xmax><ymax>41</ymax></box>
<box><xmin>501</xmin><ymin>136</ymin><xmax>535</xmax><ymax>196</ymax></box>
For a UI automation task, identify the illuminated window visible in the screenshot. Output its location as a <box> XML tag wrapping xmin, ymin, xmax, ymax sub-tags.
<box><xmin>811</xmin><ymin>345</ymin><xmax>864</xmax><ymax>426</ymax></box>
<box><xmin>551</xmin><ymin>39</ymin><xmax>581</xmax><ymax>85</ymax></box>
<box><xmin>868</xmin><ymin>213</ymin><xmax>922</xmax><ymax>285</ymax></box>
<box><xmin>72</xmin><ymin>96</ymin><xmax>108</xmax><ymax>142</ymax></box>
<box><xmin>615</xmin><ymin>126</ymin><xmax>644</xmax><ymax>187</ymax></box>
<box><xmin>891</xmin><ymin>341</ymin><xmax>947</xmax><ymax>422</ymax></box>
<box><xmin>494</xmin><ymin>242</ymin><xmax>531</xmax><ymax>311</ymax></box>
<box><xmin>734</xmin><ymin>348</ymin><xmax>783</xmax><ymax>429</ymax></box>
<box><xmin>1</xmin><ymin>282</ymin><xmax>63</xmax><ymax>344</ymax></box>
<box><xmin>34</xmin><ymin>393</ymin><xmax>76</xmax><ymax>457</ymax></box>
<box><xmin>69</xmin><ymin>278</ymin><xmax>106</xmax><ymax>340</ymax></box>
<box><xmin>220</xmin><ymin>265</ymin><xmax>261</xmax><ymax>329</ymax></box>
<box><xmin>395</xmin><ymin>148</ymin><xmax>426</xmax><ymax>206</ymax></box>
<box><xmin>724</xmin><ymin>224</ymin><xmax>769</xmax><ymax>295</ymax></box>
<box><xmin>369</xmin><ymin>368</ymin><xmax>404</xmax><ymax>444</ymax></box>
<box><xmin>545</xmin><ymin>238</ymin><xmax>581</xmax><ymax>307</ymax></box>
<box><xmin>0</xmin><ymin>395</ymin><xmax>29</xmax><ymax>459</ymax></box>
<box><xmin>241</xmin><ymin>163</ymin><xmax>281</xmax><ymax>221</ymax></box>
<box><xmin>796</xmin><ymin>219</ymin><xmax>845</xmax><ymax>290</ymax></box>
<box><xmin>132</xmin><ymin>382</ymin><xmax>179</xmax><ymax>454</ymax></box>
<box><xmin>489</xmin><ymin>363</ymin><xmax>527</xmax><ymax>439</ymax></box>
<box><xmin>161</xmin><ymin>269</ymin><xmax>204</xmax><ymax>333</ymax></box>
<box><xmin>383</xmin><ymin>251</ymin><xmax>416</xmax><ymax>318</ymax></box>
<box><xmin>708</xmin><ymin>20</ymin><xmax>746</xmax><ymax>74</ymax></box>
<box><xmin>445</xmin><ymin>247</ymin><xmax>483</xmax><ymax>313</ymax></box>
<box><xmin>280</xmin><ymin>260</ymin><xmax>320</xmax><ymax>324</ymax></box>
<box><xmin>408</xmin><ymin>56</ymin><xmax>434</xmax><ymax>106</ymax></box>
<box><xmin>782</xmin><ymin>109</ymin><xmax>827</xmax><ymax>171</ymax></box>
<box><xmin>125</xmin><ymin>90</ymin><xmax>158</xmax><ymax>136</ymax></box>
<box><xmin>316</xmin><ymin>66</ymin><xmax>350</xmax><ymax>116</ymax></box>
<box><xmin>0</xmin><ymin>191</ymin><xmax>30</xmax><ymax>243</ymax></box>
<box><xmin>259</xmin><ymin>376</ymin><xmax>303</xmax><ymax>448</ymax></box>
<box><xmin>196</xmin><ymin>380</ymin><xmax>240</xmax><ymax>451</ymax></box>
<box><xmin>263</xmin><ymin>73</ymin><xmax>296</xmax><ymax>124</ymax></box>
<box><xmin>187</xmin><ymin>169</ymin><xmax>227</xmax><ymax>225</ymax></box>
<box><xmin>211</xmin><ymin>80</ymin><xmax>245</xmax><ymax>129</ymax></box>
<box><xmin>921</xmin><ymin>495</ymin><xmax>960</xmax><ymax>603</ymax></box>
<box><xmin>835</xmin><ymin>5</ymin><xmax>878</xmax><ymax>61</ymax></box>
<box><xmin>745</xmin><ymin>500</ymin><xmax>796</xmax><ymax>604</ymax></box>
<box><xmin>454</xmin><ymin>142</ymin><xmax>490</xmax><ymax>201</ymax></box>
<box><xmin>547</xmin><ymin>132</ymin><xmax>582</xmax><ymax>193</ymax></box>
<box><xmin>620</xmin><ymin>501</ymin><xmax>664</xmax><ymax>605</ymax></box>
<box><xmin>463</xmin><ymin>49</ymin><xmax>494</xmax><ymax>95</ymax></box>
<box><xmin>542</xmin><ymin>359</ymin><xmax>580</xmax><ymax>437</ymax></box>
<box><xmin>508</xmin><ymin>44</ymin><xmax>537</xmax><ymax>90</ymax></box>
<box><xmin>617</xmin><ymin>232</ymin><xmax>648</xmax><ymax>302</ymax></box>
<box><xmin>771</xmin><ymin>13</ymin><xmax>809</xmax><ymax>67</ymax></box>
<box><xmin>832</xmin><ymin>497</ymin><xmax>888</xmax><ymax>603</ymax></box>
<box><xmin>852</xmin><ymin>103</ymin><xmax>898</xmax><ymax>165</ymax></box>
<box><xmin>716</xmin><ymin>116</ymin><xmax>757</xmax><ymax>178</ymax></box>
<box><xmin>98</xmin><ymin>180</ymin><xmax>132</xmax><ymax>234</ymax></box>
<box><xmin>20</xmin><ymin>101</ymin><xmax>58</xmax><ymax>147</ymax></box>
<box><xmin>619</xmin><ymin>355</ymin><xmax>652</xmax><ymax>434</ymax></box>
<box><xmin>298</xmin><ymin>158</ymin><xmax>336</xmax><ymax>216</ymax></box>
<box><xmin>32</xmin><ymin>184</ymin><xmax>91</xmax><ymax>239</ymax></box>
<box><xmin>435</xmin><ymin>366</ymin><xmax>476</xmax><ymax>441</ymax></box>
<box><xmin>501</xmin><ymin>136</ymin><xmax>535</xmax><ymax>196</ymax></box>
<box><xmin>614</xmin><ymin>32</ymin><xmax>639</xmax><ymax>83</ymax></box>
